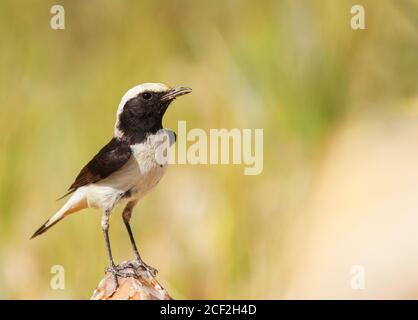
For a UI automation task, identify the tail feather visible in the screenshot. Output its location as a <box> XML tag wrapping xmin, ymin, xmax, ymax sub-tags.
<box><xmin>30</xmin><ymin>216</ymin><xmax>65</xmax><ymax>239</ymax></box>
<box><xmin>56</xmin><ymin>189</ymin><xmax>75</xmax><ymax>201</ymax></box>
<box><xmin>31</xmin><ymin>189</ymin><xmax>87</xmax><ymax>239</ymax></box>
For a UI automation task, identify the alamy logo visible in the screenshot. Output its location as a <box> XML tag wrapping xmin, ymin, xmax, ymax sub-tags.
<box><xmin>50</xmin><ymin>265</ymin><xmax>65</xmax><ymax>290</ymax></box>
<box><xmin>351</xmin><ymin>5</ymin><xmax>365</xmax><ymax>30</ymax></box>
<box><xmin>50</xmin><ymin>5</ymin><xmax>65</xmax><ymax>30</ymax></box>
<box><xmin>350</xmin><ymin>265</ymin><xmax>366</xmax><ymax>290</ymax></box>
<box><xmin>155</xmin><ymin>121</ymin><xmax>263</xmax><ymax>175</ymax></box>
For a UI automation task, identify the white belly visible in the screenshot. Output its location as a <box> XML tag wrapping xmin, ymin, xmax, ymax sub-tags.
<box><xmin>84</xmin><ymin>129</ymin><xmax>174</xmax><ymax>211</ymax></box>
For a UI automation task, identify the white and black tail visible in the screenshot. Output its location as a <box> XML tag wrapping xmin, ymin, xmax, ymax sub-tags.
<box><xmin>31</xmin><ymin>190</ymin><xmax>87</xmax><ymax>239</ymax></box>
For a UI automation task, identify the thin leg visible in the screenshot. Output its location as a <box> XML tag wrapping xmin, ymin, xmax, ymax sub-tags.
<box><xmin>101</xmin><ymin>210</ymin><xmax>120</xmax><ymax>286</ymax></box>
<box><xmin>103</xmin><ymin>229</ymin><xmax>116</xmax><ymax>268</ymax></box>
<box><xmin>122</xmin><ymin>201</ymin><xmax>158</xmax><ymax>276</ymax></box>
<box><xmin>101</xmin><ymin>210</ymin><xmax>115</xmax><ymax>268</ymax></box>
<box><xmin>122</xmin><ymin>201</ymin><xmax>141</xmax><ymax>261</ymax></box>
<box><xmin>101</xmin><ymin>209</ymin><xmax>137</xmax><ymax>285</ymax></box>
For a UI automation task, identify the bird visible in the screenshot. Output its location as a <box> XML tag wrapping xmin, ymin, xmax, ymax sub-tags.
<box><xmin>31</xmin><ymin>83</ymin><xmax>192</xmax><ymax>279</ymax></box>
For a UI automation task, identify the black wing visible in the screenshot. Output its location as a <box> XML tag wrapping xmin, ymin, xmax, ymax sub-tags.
<box><xmin>59</xmin><ymin>138</ymin><xmax>132</xmax><ymax>199</ymax></box>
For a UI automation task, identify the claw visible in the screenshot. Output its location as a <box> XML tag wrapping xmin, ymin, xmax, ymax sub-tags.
<box><xmin>133</xmin><ymin>259</ymin><xmax>158</xmax><ymax>277</ymax></box>
<box><xmin>105</xmin><ymin>264</ymin><xmax>137</xmax><ymax>288</ymax></box>
<box><xmin>104</xmin><ymin>265</ymin><xmax>120</xmax><ymax>288</ymax></box>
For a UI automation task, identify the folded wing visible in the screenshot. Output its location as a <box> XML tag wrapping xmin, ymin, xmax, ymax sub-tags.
<box><xmin>60</xmin><ymin>137</ymin><xmax>132</xmax><ymax>199</ymax></box>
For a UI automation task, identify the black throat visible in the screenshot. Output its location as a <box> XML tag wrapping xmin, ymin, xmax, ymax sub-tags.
<box><xmin>117</xmin><ymin>111</ymin><xmax>163</xmax><ymax>145</ymax></box>
<box><xmin>116</xmin><ymin>94</ymin><xmax>170</xmax><ymax>145</ymax></box>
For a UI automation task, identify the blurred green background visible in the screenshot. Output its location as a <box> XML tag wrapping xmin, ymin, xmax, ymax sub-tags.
<box><xmin>0</xmin><ymin>0</ymin><xmax>417</xmax><ymax>299</ymax></box>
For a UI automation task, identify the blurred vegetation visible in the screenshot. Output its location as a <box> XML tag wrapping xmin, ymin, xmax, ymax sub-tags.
<box><xmin>0</xmin><ymin>0</ymin><xmax>417</xmax><ymax>299</ymax></box>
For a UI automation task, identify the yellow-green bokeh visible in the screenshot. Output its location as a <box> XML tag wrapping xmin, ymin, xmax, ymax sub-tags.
<box><xmin>0</xmin><ymin>0</ymin><xmax>417</xmax><ymax>299</ymax></box>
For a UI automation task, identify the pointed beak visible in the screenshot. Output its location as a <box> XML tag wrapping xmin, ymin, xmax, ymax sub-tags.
<box><xmin>161</xmin><ymin>86</ymin><xmax>192</xmax><ymax>102</ymax></box>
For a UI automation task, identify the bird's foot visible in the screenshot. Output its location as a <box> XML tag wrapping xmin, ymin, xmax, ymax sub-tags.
<box><xmin>109</xmin><ymin>259</ymin><xmax>158</xmax><ymax>279</ymax></box>
<box><xmin>105</xmin><ymin>264</ymin><xmax>137</xmax><ymax>287</ymax></box>
<box><xmin>124</xmin><ymin>258</ymin><xmax>158</xmax><ymax>278</ymax></box>
<box><xmin>138</xmin><ymin>259</ymin><xmax>158</xmax><ymax>277</ymax></box>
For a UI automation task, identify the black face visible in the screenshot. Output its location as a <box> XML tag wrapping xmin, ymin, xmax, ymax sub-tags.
<box><xmin>117</xmin><ymin>91</ymin><xmax>171</xmax><ymax>144</ymax></box>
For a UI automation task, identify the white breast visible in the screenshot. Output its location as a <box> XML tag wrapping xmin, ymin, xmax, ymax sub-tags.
<box><xmin>129</xmin><ymin>129</ymin><xmax>172</xmax><ymax>198</ymax></box>
<box><xmin>84</xmin><ymin>129</ymin><xmax>174</xmax><ymax>211</ymax></box>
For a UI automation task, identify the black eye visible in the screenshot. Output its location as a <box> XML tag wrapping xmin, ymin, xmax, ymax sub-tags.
<box><xmin>142</xmin><ymin>92</ymin><xmax>152</xmax><ymax>100</ymax></box>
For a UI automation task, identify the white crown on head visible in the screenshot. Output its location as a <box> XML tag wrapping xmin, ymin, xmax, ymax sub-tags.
<box><xmin>114</xmin><ymin>83</ymin><xmax>170</xmax><ymax>137</ymax></box>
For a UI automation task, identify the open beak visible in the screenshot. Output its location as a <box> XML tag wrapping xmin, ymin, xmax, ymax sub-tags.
<box><xmin>161</xmin><ymin>86</ymin><xmax>192</xmax><ymax>101</ymax></box>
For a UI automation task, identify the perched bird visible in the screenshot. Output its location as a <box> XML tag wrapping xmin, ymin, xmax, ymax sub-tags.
<box><xmin>31</xmin><ymin>83</ymin><xmax>192</xmax><ymax>278</ymax></box>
